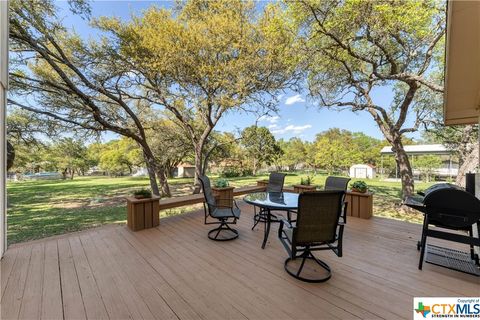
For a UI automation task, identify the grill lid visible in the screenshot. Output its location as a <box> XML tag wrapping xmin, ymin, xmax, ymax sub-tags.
<box><xmin>423</xmin><ymin>183</ymin><xmax>480</xmax><ymax>213</ymax></box>
<box><xmin>419</xmin><ymin>183</ymin><xmax>463</xmax><ymax>198</ymax></box>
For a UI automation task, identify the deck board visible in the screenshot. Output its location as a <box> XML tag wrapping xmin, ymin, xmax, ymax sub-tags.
<box><xmin>2</xmin><ymin>202</ymin><xmax>479</xmax><ymax>320</ymax></box>
<box><xmin>1</xmin><ymin>244</ymin><xmax>32</xmax><ymax>319</ymax></box>
<box><xmin>41</xmin><ymin>240</ymin><xmax>63</xmax><ymax>320</ymax></box>
<box><xmin>18</xmin><ymin>242</ymin><xmax>45</xmax><ymax>320</ymax></box>
<box><xmin>57</xmin><ymin>237</ymin><xmax>87</xmax><ymax>320</ymax></box>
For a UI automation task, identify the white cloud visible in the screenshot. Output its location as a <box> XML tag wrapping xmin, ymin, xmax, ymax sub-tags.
<box><xmin>258</xmin><ymin>115</ymin><xmax>279</xmax><ymax>124</ymax></box>
<box><xmin>272</xmin><ymin>124</ymin><xmax>312</xmax><ymax>135</ymax></box>
<box><xmin>285</xmin><ymin>94</ymin><xmax>305</xmax><ymax>105</ymax></box>
<box><xmin>268</xmin><ymin>124</ymin><xmax>278</xmax><ymax>129</ymax></box>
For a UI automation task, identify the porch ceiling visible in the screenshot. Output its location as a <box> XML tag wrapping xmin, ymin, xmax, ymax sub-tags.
<box><xmin>444</xmin><ymin>0</ymin><xmax>480</xmax><ymax>125</ymax></box>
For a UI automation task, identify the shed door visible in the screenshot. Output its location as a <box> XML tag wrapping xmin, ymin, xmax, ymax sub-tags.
<box><xmin>354</xmin><ymin>168</ymin><xmax>367</xmax><ymax>179</ymax></box>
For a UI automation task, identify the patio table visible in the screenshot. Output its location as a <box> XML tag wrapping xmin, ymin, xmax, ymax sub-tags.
<box><xmin>244</xmin><ymin>192</ymin><xmax>299</xmax><ymax>249</ymax></box>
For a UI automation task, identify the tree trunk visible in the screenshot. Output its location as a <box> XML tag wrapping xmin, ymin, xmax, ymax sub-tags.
<box><xmin>392</xmin><ymin>141</ymin><xmax>414</xmax><ymax>199</ymax></box>
<box><xmin>156</xmin><ymin>167</ymin><xmax>171</xmax><ymax>197</ymax></box>
<box><xmin>143</xmin><ymin>152</ymin><xmax>160</xmax><ymax>196</ymax></box>
<box><xmin>7</xmin><ymin>141</ymin><xmax>15</xmax><ymax>171</ymax></box>
<box><xmin>193</xmin><ymin>144</ymin><xmax>204</xmax><ymax>194</ymax></box>
<box><xmin>70</xmin><ymin>169</ymin><xmax>74</xmax><ymax>180</ymax></box>
<box><xmin>455</xmin><ymin>143</ymin><xmax>479</xmax><ymax>187</ymax></box>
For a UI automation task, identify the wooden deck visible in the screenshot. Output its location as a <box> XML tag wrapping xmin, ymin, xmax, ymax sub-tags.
<box><xmin>1</xmin><ymin>202</ymin><xmax>479</xmax><ymax>320</ymax></box>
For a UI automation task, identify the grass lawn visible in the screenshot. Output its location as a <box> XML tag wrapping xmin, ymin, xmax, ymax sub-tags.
<box><xmin>6</xmin><ymin>173</ymin><xmax>434</xmax><ymax>244</ymax></box>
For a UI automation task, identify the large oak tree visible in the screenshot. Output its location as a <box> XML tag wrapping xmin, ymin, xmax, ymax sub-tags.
<box><xmin>288</xmin><ymin>0</ymin><xmax>445</xmax><ymax>198</ymax></box>
<box><xmin>96</xmin><ymin>0</ymin><xmax>300</xmax><ymax>191</ymax></box>
<box><xmin>9</xmin><ymin>0</ymin><xmax>172</xmax><ymax>196</ymax></box>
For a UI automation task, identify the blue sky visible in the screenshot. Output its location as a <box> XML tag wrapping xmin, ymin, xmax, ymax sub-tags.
<box><xmin>55</xmin><ymin>0</ymin><xmax>421</xmax><ymax>142</ymax></box>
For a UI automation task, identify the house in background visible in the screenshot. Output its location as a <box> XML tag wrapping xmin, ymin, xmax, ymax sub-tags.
<box><xmin>380</xmin><ymin>144</ymin><xmax>458</xmax><ymax>179</ymax></box>
<box><xmin>349</xmin><ymin>164</ymin><xmax>376</xmax><ymax>179</ymax></box>
<box><xmin>173</xmin><ymin>163</ymin><xmax>195</xmax><ymax>178</ymax></box>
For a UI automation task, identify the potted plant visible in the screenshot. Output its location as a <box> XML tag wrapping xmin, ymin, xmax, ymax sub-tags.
<box><xmin>133</xmin><ymin>188</ymin><xmax>152</xmax><ymax>199</ymax></box>
<box><xmin>212</xmin><ymin>178</ymin><xmax>235</xmax><ymax>208</ymax></box>
<box><xmin>214</xmin><ymin>178</ymin><xmax>230</xmax><ymax>189</ymax></box>
<box><xmin>351</xmin><ymin>181</ymin><xmax>368</xmax><ymax>193</ymax></box>
<box><xmin>294</xmin><ymin>175</ymin><xmax>316</xmax><ymax>193</ymax></box>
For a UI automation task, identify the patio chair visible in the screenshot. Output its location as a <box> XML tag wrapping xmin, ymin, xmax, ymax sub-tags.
<box><xmin>199</xmin><ymin>176</ymin><xmax>241</xmax><ymax>241</ymax></box>
<box><xmin>287</xmin><ymin>176</ymin><xmax>351</xmax><ymax>224</ymax></box>
<box><xmin>252</xmin><ymin>172</ymin><xmax>286</xmax><ymax>230</ymax></box>
<box><xmin>324</xmin><ymin>176</ymin><xmax>351</xmax><ymax>191</ymax></box>
<box><xmin>324</xmin><ymin>176</ymin><xmax>350</xmax><ymax>224</ymax></box>
<box><xmin>266</xmin><ymin>172</ymin><xmax>286</xmax><ymax>192</ymax></box>
<box><xmin>278</xmin><ymin>191</ymin><xmax>347</xmax><ymax>282</ymax></box>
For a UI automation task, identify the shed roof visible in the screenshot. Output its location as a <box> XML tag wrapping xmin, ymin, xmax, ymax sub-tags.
<box><xmin>350</xmin><ymin>164</ymin><xmax>376</xmax><ymax>169</ymax></box>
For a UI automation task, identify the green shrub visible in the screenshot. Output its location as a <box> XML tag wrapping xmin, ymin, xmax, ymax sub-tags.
<box><xmin>220</xmin><ymin>167</ymin><xmax>253</xmax><ymax>178</ymax></box>
<box><xmin>133</xmin><ymin>188</ymin><xmax>152</xmax><ymax>198</ymax></box>
<box><xmin>351</xmin><ymin>181</ymin><xmax>368</xmax><ymax>193</ymax></box>
<box><xmin>214</xmin><ymin>178</ymin><xmax>230</xmax><ymax>188</ymax></box>
<box><xmin>221</xmin><ymin>168</ymin><xmax>241</xmax><ymax>178</ymax></box>
<box><xmin>300</xmin><ymin>175</ymin><xmax>313</xmax><ymax>186</ymax></box>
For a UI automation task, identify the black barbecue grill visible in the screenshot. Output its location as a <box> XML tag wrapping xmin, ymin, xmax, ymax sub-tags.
<box><xmin>405</xmin><ymin>183</ymin><xmax>480</xmax><ymax>276</ymax></box>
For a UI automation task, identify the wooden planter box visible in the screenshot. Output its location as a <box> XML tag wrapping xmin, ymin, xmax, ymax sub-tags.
<box><xmin>212</xmin><ymin>186</ymin><xmax>235</xmax><ymax>208</ymax></box>
<box><xmin>293</xmin><ymin>184</ymin><xmax>317</xmax><ymax>193</ymax></box>
<box><xmin>126</xmin><ymin>196</ymin><xmax>160</xmax><ymax>231</ymax></box>
<box><xmin>345</xmin><ymin>191</ymin><xmax>373</xmax><ymax>219</ymax></box>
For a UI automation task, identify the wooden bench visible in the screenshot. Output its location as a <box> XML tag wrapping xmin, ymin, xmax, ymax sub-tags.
<box><xmin>158</xmin><ymin>185</ymin><xmax>266</xmax><ymax>210</ymax></box>
<box><xmin>141</xmin><ymin>184</ymin><xmax>372</xmax><ymax>231</ymax></box>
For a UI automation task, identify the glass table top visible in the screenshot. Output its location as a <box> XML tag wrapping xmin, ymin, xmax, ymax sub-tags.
<box><xmin>243</xmin><ymin>192</ymin><xmax>299</xmax><ymax>210</ymax></box>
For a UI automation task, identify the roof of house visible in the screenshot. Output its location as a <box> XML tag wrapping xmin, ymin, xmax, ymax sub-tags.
<box><xmin>380</xmin><ymin>144</ymin><xmax>452</xmax><ymax>155</ymax></box>
<box><xmin>350</xmin><ymin>164</ymin><xmax>376</xmax><ymax>169</ymax></box>
<box><xmin>177</xmin><ymin>162</ymin><xmax>195</xmax><ymax>167</ymax></box>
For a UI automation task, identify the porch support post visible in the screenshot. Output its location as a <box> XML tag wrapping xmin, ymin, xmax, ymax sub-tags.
<box><xmin>474</xmin><ymin>116</ymin><xmax>480</xmax><ymax>257</ymax></box>
<box><xmin>0</xmin><ymin>0</ymin><xmax>8</xmax><ymax>258</ymax></box>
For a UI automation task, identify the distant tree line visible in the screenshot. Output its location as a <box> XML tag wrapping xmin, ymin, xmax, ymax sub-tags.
<box><xmin>8</xmin><ymin>122</ymin><xmax>406</xmax><ymax>181</ymax></box>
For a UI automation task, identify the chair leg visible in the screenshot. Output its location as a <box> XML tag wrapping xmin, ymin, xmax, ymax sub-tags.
<box><xmin>296</xmin><ymin>250</ymin><xmax>308</xmax><ymax>277</ymax></box>
<box><xmin>418</xmin><ymin>220</ymin><xmax>428</xmax><ymax>270</ymax></box>
<box><xmin>252</xmin><ymin>207</ymin><xmax>267</xmax><ymax>230</ymax></box>
<box><xmin>284</xmin><ymin>248</ymin><xmax>332</xmax><ymax>283</ymax></box>
<box><xmin>208</xmin><ymin>220</ymin><xmax>239</xmax><ymax>241</ymax></box>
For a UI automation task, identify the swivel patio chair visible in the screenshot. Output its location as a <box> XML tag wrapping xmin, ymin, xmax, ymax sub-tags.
<box><xmin>278</xmin><ymin>191</ymin><xmax>347</xmax><ymax>282</ymax></box>
<box><xmin>199</xmin><ymin>176</ymin><xmax>241</xmax><ymax>241</ymax></box>
<box><xmin>325</xmin><ymin>176</ymin><xmax>351</xmax><ymax>192</ymax></box>
<box><xmin>286</xmin><ymin>176</ymin><xmax>350</xmax><ymax>224</ymax></box>
<box><xmin>324</xmin><ymin>176</ymin><xmax>350</xmax><ymax>223</ymax></box>
<box><xmin>252</xmin><ymin>172</ymin><xmax>286</xmax><ymax>230</ymax></box>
